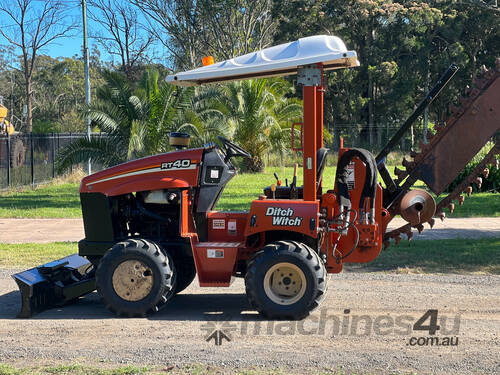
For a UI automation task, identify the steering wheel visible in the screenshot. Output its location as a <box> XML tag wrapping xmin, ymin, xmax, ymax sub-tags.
<box><xmin>217</xmin><ymin>136</ymin><xmax>252</xmax><ymax>161</ymax></box>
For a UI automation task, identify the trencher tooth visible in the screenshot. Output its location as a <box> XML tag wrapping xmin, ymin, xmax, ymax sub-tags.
<box><xmin>394</xmin><ymin>235</ymin><xmax>402</xmax><ymax>246</ymax></box>
<box><xmin>427</xmin><ymin>218</ymin><xmax>435</xmax><ymax>229</ymax></box>
<box><xmin>394</xmin><ymin>166</ymin><xmax>407</xmax><ymax>178</ymax></box>
<box><xmin>402</xmin><ymin>157</ymin><xmax>415</xmax><ymax>170</ymax></box>
<box><xmin>474</xmin><ymin>176</ymin><xmax>483</xmax><ymax>189</ymax></box>
<box><xmin>482</xmin><ymin>167</ymin><xmax>489</xmax><ymax>179</ymax></box>
<box><xmin>449</xmin><ymin>103</ymin><xmax>460</xmax><ymax>114</ymax></box>
<box><xmin>458</xmin><ymin>195</ymin><xmax>465</xmax><ymax>205</ymax></box>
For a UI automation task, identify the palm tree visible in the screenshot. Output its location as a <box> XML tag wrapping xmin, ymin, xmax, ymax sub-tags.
<box><xmin>56</xmin><ymin>70</ymin><xmax>150</xmax><ymax>172</ymax></box>
<box><xmin>56</xmin><ymin>69</ymin><xmax>226</xmax><ymax>172</ymax></box>
<box><xmin>140</xmin><ymin>71</ymin><xmax>227</xmax><ymax>152</ymax></box>
<box><xmin>217</xmin><ymin>78</ymin><xmax>302</xmax><ymax>172</ymax></box>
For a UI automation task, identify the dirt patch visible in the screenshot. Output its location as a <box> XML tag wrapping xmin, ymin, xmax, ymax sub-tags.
<box><xmin>0</xmin><ymin>269</ymin><xmax>498</xmax><ymax>374</ymax></box>
<box><xmin>0</xmin><ymin>217</ymin><xmax>499</xmax><ymax>244</ymax></box>
<box><xmin>0</xmin><ymin>219</ymin><xmax>83</xmax><ymax>243</ymax></box>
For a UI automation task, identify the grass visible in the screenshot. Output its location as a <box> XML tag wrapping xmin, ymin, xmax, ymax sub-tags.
<box><xmin>432</xmin><ymin>192</ymin><xmax>500</xmax><ymax>217</ymax></box>
<box><xmin>1</xmin><ymin>237</ymin><xmax>499</xmax><ymax>274</ymax></box>
<box><xmin>348</xmin><ymin>237</ymin><xmax>500</xmax><ymax>274</ymax></box>
<box><xmin>0</xmin><ymin>364</ymin><xmax>152</xmax><ymax>375</ymax></box>
<box><xmin>0</xmin><ymin>170</ymin><xmax>85</xmax><ymax>218</ymax></box>
<box><xmin>0</xmin><ymin>166</ymin><xmax>498</xmax><ymax>218</ymax></box>
<box><xmin>0</xmin><ymin>242</ymin><xmax>76</xmax><ymax>268</ymax></box>
<box><xmin>0</xmin><ymin>363</ymin><xmax>418</xmax><ymax>375</ymax></box>
<box><xmin>0</xmin><ymin>183</ymin><xmax>81</xmax><ymax>218</ymax></box>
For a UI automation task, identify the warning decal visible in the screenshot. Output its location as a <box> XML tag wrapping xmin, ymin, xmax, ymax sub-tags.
<box><xmin>212</xmin><ymin>219</ymin><xmax>225</xmax><ymax>229</ymax></box>
<box><xmin>347</xmin><ymin>162</ymin><xmax>355</xmax><ymax>190</ymax></box>
<box><xmin>207</xmin><ymin>249</ymin><xmax>224</xmax><ymax>258</ymax></box>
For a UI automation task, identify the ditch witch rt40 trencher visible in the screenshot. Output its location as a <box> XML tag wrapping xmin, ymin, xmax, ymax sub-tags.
<box><xmin>13</xmin><ymin>35</ymin><xmax>500</xmax><ymax>319</ymax></box>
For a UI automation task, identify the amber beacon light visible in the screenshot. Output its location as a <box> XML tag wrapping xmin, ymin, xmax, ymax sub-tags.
<box><xmin>202</xmin><ymin>56</ymin><xmax>215</xmax><ymax>66</ymax></box>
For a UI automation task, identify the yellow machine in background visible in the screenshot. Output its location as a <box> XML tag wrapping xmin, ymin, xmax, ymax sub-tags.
<box><xmin>0</xmin><ymin>99</ymin><xmax>15</xmax><ymax>136</ymax></box>
<box><xmin>0</xmin><ymin>96</ymin><xmax>25</xmax><ymax>168</ymax></box>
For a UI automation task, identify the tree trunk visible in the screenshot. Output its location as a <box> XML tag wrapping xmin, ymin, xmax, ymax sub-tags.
<box><xmin>423</xmin><ymin>60</ymin><xmax>429</xmax><ymax>144</ymax></box>
<box><xmin>25</xmin><ymin>74</ymin><xmax>33</xmax><ymax>133</ymax></box>
<box><xmin>366</xmin><ymin>23</ymin><xmax>375</xmax><ymax>150</ymax></box>
<box><xmin>368</xmin><ymin>69</ymin><xmax>374</xmax><ymax>148</ymax></box>
<box><xmin>243</xmin><ymin>155</ymin><xmax>264</xmax><ymax>173</ymax></box>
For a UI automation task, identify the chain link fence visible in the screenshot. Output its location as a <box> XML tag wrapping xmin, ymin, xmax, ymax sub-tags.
<box><xmin>0</xmin><ymin>124</ymin><xmax>424</xmax><ymax>189</ymax></box>
<box><xmin>326</xmin><ymin>123</ymin><xmax>420</xmax><ymax>154</ymax></box>
<box><xmin>0</xmin><ymin>133</ymin><xmax>103</xmax><ymax>190</ymax></box>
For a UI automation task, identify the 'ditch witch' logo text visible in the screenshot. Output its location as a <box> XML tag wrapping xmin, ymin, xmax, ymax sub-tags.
<box><xmin>266</xmin><ymin>207</ymin><xmax>303</xmax><ymax>226</ymax></box>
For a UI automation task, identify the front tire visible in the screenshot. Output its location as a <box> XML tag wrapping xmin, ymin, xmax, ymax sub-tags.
<box><xmin>96</xmin><ymin>239</ymin><xmax>176</xmax><ymax>317</ymax></box>
<box><xmin>245</xmin><ymin>241</ymin><xmax>327</xmax><ymax>320</ymax></box>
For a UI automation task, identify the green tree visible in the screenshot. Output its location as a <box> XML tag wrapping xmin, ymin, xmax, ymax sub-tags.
<box><xmin>272</xmin><ymin>0</ymin><xmax>500</xmax><ymax>151</ymax></box>
<box><xmin>0</xmin><ymin>0</ymin><xmax>75</xmax><ymax>132</ymax></box>
<box><xmin>56</xmin><ymin>69</ymin><xmax>226</xmax><ymax>171</ymax></box>
<box><xmin>132</xmin><ymin>0</ymin><xmax>277</xmax><ymax>69</ymax></box>
<box><xmin>217</xmin><ymin>78</ymin><xmax>302</xmax><ymax>172</ymax></box>
<box><xmin>138</xmin><ymin>69</ymin><xmax>228</xmax><ymax>152</ymax></box>
<box><xmin>56</xmin><ymin>70</ymin><xmax>150</xmax><ymax>171</ymax></box>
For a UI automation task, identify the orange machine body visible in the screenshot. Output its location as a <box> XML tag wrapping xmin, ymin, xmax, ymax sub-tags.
<box><xmin>78</xmin><ymin>64</ymin><xmax>388</xmax><ymax>287</ymax></box>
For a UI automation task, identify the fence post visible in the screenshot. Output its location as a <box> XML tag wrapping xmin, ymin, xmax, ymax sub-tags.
<box><xmin>69</xmin><ymin>132</ymin><xmax>72</xmax><ymax>174</ymax></box>
<box><xmin>30</xmin><ymin>132</ymin><xmax>34</xmax><ymax>187</ymax></box>
<box><xmin>52</xmin><ymin>132</ymin><xmax>56</xmax><ymax>178</ymax></box>
<box><xmin>6</xmin><ymin>135</ymin><xmax>11</xmax><ymax>187</ymax></box>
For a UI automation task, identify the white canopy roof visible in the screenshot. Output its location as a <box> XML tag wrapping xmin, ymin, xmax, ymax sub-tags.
<box><xmin>166</xmin><ymin>35</ymin><xmax>359</xmax><ymax>86</ymax></box>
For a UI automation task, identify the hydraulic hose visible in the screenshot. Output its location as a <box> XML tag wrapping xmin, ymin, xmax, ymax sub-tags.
<box><xmin>334</xmin><ymin>148</ymin><xmax>378</xmax><ymax>215</ymax></box>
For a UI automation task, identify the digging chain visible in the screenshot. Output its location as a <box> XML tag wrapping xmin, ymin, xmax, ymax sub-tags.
<box><xmin>383</xmin><ymin>61</ymin><xmax>500</xmax><ymax>248</ymax></box>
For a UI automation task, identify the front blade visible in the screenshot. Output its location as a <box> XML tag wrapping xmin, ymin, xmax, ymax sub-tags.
<box><xmin>12</xmin><ymin>254</ymin><xmax>96</xmax><ymax>318</ymax></box>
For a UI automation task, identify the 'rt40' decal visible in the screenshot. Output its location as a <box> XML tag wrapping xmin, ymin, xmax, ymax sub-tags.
<box><xmin>161</xmin><ymin>159</ymin><xmax>193</xmax><ymax>170</ymax></box>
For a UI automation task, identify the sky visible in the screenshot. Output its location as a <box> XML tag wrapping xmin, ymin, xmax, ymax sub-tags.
<box><xmin>0</xmin><ymin>0</ymin><xmax>155</xmax><ymax>63</ymax></box>
<box><xmin>44</xmin><ymin>2</ymin><xmax>107</xmax><ymax>60</ymax></box>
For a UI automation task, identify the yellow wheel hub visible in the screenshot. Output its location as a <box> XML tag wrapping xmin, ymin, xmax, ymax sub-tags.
<box><xmin>112</xmin><ymin>260</ymin><xmax>153</xmax><ymax>302</ymax></box>
<box><xmin>263</xmin><ymin>262</ymin><xmax>306</xmax><ymax>305</ymax></box>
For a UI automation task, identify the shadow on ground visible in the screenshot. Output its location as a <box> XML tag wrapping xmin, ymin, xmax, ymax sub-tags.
<box><xmin>0</xmin><ymin>287</ymin><xmax>257</xmax><ymax>321</ymax></box>
<box><xmin>0</xmin><ymin>237</ymin><xmax>498</xmax><ymax>320</ymax></box>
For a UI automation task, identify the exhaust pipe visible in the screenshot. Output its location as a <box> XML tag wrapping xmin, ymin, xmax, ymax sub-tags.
<box><xmin>12</xmin><ymin>254</ymin><xmax>96</xmax><ymax>318</ymax></box>
<box><xmin>399</xmin><ymin>190</ymin><xmax>436</xmax><ymax>226</ymax></box>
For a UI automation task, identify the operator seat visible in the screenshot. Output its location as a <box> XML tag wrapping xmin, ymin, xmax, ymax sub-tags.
<box><xmin>264</xmin><ymin>147</ymin><xmax>329</xmax><ymax>199</ymax></box>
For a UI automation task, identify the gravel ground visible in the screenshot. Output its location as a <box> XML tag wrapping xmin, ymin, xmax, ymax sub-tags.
<box><xmin>0</xmin><ymin>268</ymin><xmax>499</xmax><ymax>374</ymax></box>
<box><xmin>1</xmin><ymin>217</ymin><xmax>499</xmax><ymax>243</ymax></box>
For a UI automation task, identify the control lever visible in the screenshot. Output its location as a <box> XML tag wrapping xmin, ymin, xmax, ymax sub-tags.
<box><xmin>273</xmin><ymin>172</ymin><xmax>282</xmax><ymax>186</ymax></box>
<box><xmin>290</xmin><ymin>164</ymin><xmax>298</xmax><ymax>199</ymax></box>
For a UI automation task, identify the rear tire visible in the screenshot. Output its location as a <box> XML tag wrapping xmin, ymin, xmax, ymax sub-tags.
<box><xmin>10</xmin><ymin>137</ymin><xmax>24</xmax><ymax>169</ymax></box>
<box><xmin>96</xmin><ymin>239</ymin><xmax>176</xmax><ymax>317</ymax></box>
<box><xmin>245</xmin><ymin>241</ymin><xmax>327</xmax><ymax>320</ymax></box>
